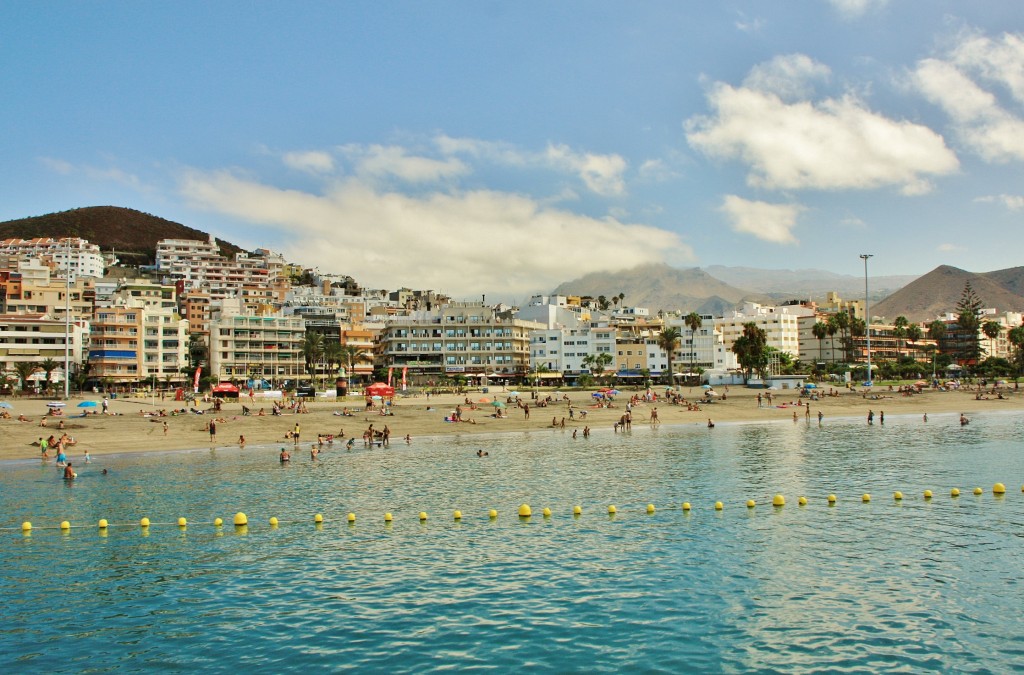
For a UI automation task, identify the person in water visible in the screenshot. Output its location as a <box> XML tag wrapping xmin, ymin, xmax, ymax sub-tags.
<box><xmin>279</xmin><ymin>447</ymin><xmax>291</xmax><ymax>462</ymax></box>
<box><xmin>63</xmin><ymin>461</ymin><xmax>75</xmax><ymax>480</ymax></box>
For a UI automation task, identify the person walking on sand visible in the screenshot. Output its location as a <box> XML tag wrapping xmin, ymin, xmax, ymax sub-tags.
<box><xmin>293</xmin><ymin>422</ymin><xmax>301</xmax><ymax>444</ymax></box>
<box><xmin>163</xmin><ymin>421</ymin><xmax>169</xmax><ymax>436</ymax></box>
<box><xmin>209</xmin><ymin>419</ymin><xmax>217</xmax><ymax>443</ymax></box>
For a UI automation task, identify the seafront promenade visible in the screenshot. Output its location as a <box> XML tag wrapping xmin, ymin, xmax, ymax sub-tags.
<box><xmin>3</xmin><ymin>383</ymin><xmax>1017</xmax><ymax>461</ymax></box>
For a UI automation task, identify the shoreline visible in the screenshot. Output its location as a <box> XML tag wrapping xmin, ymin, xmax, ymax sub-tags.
<box><xmin>2</xmin><ymin>385</ymin><xmax>1015</xmax><ymax>466</ymax></box>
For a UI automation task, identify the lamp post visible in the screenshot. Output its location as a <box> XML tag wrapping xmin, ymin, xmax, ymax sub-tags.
<box><xmin>63</xmin><ymin>238</ymin><xmax>71</xmax><ymax>400</ymax></box>
<box><xmin>860</xmin><ymin>254</ymin><xmax>873</xmax><ymax>386</ymax></box>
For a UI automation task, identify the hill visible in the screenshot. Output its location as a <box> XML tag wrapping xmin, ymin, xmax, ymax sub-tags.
<box><xmin>551</xmin><ymin>263</ymin><xmax>769</xmax><ymax>314</ymax></box>
<box><xmin>705</xmin><ymin>265</ymin><xmax>918</xmax><ymax>301</ymax></box>
<box><xmin>870</xmin><ymin>265</ymin><xmax>1024</xmax><ymax>322</ymax></box>
<box><xmin>0</xmin><ymin>206</ymin><xmax>245</xmax><ymax>265</ymax></box>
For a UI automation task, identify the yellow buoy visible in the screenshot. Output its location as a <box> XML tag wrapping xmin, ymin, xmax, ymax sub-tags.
<box><xmin>347</xmin><ymin>513</ymin><xmax>356</xmax><ymax>523</ymax></box>
<box><xmin>746</xmin><ymin>499</ymin><xmax>756</xmax><ymax>509</ymax></box>
<box><xmin>993</xmin><ymin>482</ymin><xmax>1006</xmax><ymax>494</ymax></box>
<box><xmin>453</xmin><ymin>510</ymin><xmax>462</xmax><ymax>520</ymax></box>
<box><xmin>419</xmin><ymin>511</ymin><xmax>428</xmax><ymax>521</ymax></box>
<box><xmin>862</xmin><ymin>494</ymin><xmax>871</xmax><ymax>503</ymax></box>
<box><xmin>798</xmin><ymin>496</ymin><xmax>807</xmax><ymax>506</ymax></box>
<box><xmin>488</xmin><ymin>509</ymin><xmax>498</xmax><ymax>519</ymax></box>
<box><xmin>140</xmin><ymin>517</ymin><xmax>151</xmax><ymax>527</ymax></box>
<box><xmin>269</xmin><ymin>517</ymin><xmax>279</xmax><ymax>527</ymax></box>
<box><xmin>608</xmin><ymin>505</ymin><xmax>617</xmax><ymax>514</ymax></box>
<box><xmin>177</xmin><ymin>517</ymin><xmax>188</xmax><ymax>527</ymax></box>
<box><xmin>973</xmin><ymin>487</ymin><xmax>983</xmax><ymax>495</ymax></box>
<box><xmin>214</xmin><ymin>517</ymin><xmax>224</xmax><ymax>527</ymax></box>
<box><xmin>518</xmin><ymin>504</ymin><xmax>532</xmax><ymax>518</ymax></box>
<box><xmin>646</xmin><ymin>504</ymin><xmax>656</xmax><ymax>514</ymax></box>
<box><xmin>314</xmin><ymin>513</ymin><xmax>323</xmax><ymax>523</ymax></box>
<box><xmin>827</xmin><ymin>494</ymin><xmax>837</xmax><ymax>504</ymax></box>
<box><xmin>233</xmin><ymin>512</ymin><xmax>248</xmax><ymax>526</ymax></box>
<box><xmin>60</xmin><ymin>520</ymin><xmax>70</xmax><ymax>530</ymax></box>
<box><xmin>98</xmin><ymin>519</ymin><xmax>108</xmax><ymax>529</ymax></box>
<box><xmin>682</xmin><ymin>502</ymin><xmax>691</xmax><ymax>511</ymax></box>
<box><xmin>893</xmin><ymin>491</ymin><xmax>903</xmax><ymax>500</ymax></box>
<box><xmin>572</xmin><ymin>506</ymin><xmax>582</xmax><ymax>516</ymax></box>
<box><xmin>542</xmin><ymin>507</ymin><xmax>552</xmax><ymax>517</ymax></box>
<box><xmin>714</xmin><ymin>501</ymin><xmax>723</xmax><ymax>511</ymax></box>
<box><xmin>923</xmin><ymin>490</ymin><xmax>933</xmax><ymax>499</ymax></box>
<box><xmin>773</xmin><ymin>494</ymin><xmax>785</xmax><ymax>507</ymax></box>
<box><xmin>384</xmin><ymin>512</ymin><xmax>393</xmax><ymax>522</ymax></box>
<box><xmin>21</xmin><ymin>521</ymin><xmax>31</xmax><ymax>532</ymax></box>
<box><xmin>951</xmin><ymin>488</ymin><xmax>960</xmax><ymax>497</ymax></box>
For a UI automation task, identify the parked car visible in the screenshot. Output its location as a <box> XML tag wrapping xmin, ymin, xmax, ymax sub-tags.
<box><xmin>283</xmin><ymin>379</ymin><xmax>316</xmax><ymax>397</ymax></box>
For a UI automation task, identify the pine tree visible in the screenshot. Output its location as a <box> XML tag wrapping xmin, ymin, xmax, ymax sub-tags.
<box><xmin>954</xmin><ymin>281</ymin><xmax>984</xmax><ymax>366</ymax></box>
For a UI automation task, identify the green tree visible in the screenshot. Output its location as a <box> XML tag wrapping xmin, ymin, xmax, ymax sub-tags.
<box><xmin>323</xmin><ymin>341</ymin><xmax>343</xmax><ymax>385</ymax></box>
<box><xmin>657</xmin><ymin>327</ymin><xmax>681</xmax><ymax>386</ymax></box>
<box><xmin>905</xmin><ymin>323</ymin><xmax>923</xmax><ymax>365</ymax></box>
<box><xmin>1007</xmin><ymin>324</ymin><xmax>1024</xmax><ymax>375</ymax></box>
<box><xmin>812</xmin><ymin>321</ymin><xmax>828</xmax><ymax>366</ymax></box>
<box><xmin>13</xmin><ymin>362</ymin><xmax>39</xmax><ymax>395</ymax></box>
<box><xmin>832</xmin><ymin>311</ymin><xmax>851</xmax><ymax>362</ymax></box>
<box><xmin>339</xmin><ymin>344</ymin><xmax>370</xmax><ymax>385</ymax></box>
<box><xmin>893</xmin><ymin>316</ymin><xmax>909</xmax><ymax>361</ymax></box>
<box><xmin>187</xmin><ymin>334</ymin><xmax>208</xmax><ymax>372</ymax></box>
<box><xmin>954</xmin><ymin>281</ymin><xmax>984</xmax><ymax>366</ymax></box>
<box><xmin>826</xmin><ymin>315</ymin><xmax>839</xmax><ymax>364</ymax></box>
<box><xmin>39</xmin><ymin>358</ymin><xmax>60</xmax><ymax>394</ymax></box>
<box><xmin>732</xmin><ymin>322</ymin><xmax>768</xmax><ymax>382</ymax></box>
<box><xmin>302</xmin><ymin>332</ymin><xmax>325</xmax><ymax>382</ymax></box>
<box><xmin>683</xmin><ymin>312</ymin><xmax>703</xmax><ymax>383</ymax></box>
<box><xmin>597</xmin><ymin>295</ymin><xmax>610</xmax><ymax>311</ymax></box>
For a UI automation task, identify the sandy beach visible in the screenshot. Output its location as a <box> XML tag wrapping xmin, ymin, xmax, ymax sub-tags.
<box><xmin>5</xmin><ymin>382</ymin><xmax>1020</xmax><ymax>463</ymax></box>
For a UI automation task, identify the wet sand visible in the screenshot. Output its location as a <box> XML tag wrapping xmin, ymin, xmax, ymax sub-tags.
<box><xmin>4</xmin><ymin>384</ymin><xmax>1019</xmax><ymax>462</ymax></box>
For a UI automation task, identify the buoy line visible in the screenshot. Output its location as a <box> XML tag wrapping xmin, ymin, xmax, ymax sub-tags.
<box><xmin>4</xmin><ymin>483</ymin><xmax>1016</xmax><ymax>535</ymax></box>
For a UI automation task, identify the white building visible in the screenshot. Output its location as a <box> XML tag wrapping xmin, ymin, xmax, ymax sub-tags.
<box><xmin>715</xmin><ymin>302</ymin><xmax>814</xmax><ymax>360</ymax></box>
<box><xmin>0</xmin><ymin>237</ymin><xmax>109</xmax><ymax>280</ymax></box>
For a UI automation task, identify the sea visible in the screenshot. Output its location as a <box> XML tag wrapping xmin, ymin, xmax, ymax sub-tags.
<box><xmin>2</xmin><ymin>411</ymin><xmax>1023</xmax><ymax>673</ymax></box>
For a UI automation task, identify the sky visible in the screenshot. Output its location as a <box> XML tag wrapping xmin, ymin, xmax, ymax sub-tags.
<box><xmin>2</xmin><ymin>1</ymin><xmax>1023</xmax><ymax>301</ymax></box>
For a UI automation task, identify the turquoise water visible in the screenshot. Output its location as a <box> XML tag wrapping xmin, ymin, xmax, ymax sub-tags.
<box><xmin>2</xmin><ymin>412</ymin><xmax>1024</xmax><ymax>672</ymax></box>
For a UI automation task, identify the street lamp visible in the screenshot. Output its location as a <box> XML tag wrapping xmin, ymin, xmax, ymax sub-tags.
<box><xmin>63</xmin><ymin>238</ymin><xmax>71</xmax><ymax>400</ymax></box>
<box><xmin>860</xmin><ymin>254</ymin><xmax>873</xmax><ymax>386</ymax></box>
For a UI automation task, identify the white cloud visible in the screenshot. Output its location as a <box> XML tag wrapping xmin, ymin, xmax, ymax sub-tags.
<box><xmin>39</xmin><ymin>157</ymin><xmax>74</xmax><ymax>174</ymax></box>
<box><xmin>437</xmin><ymin>135</ymin><xmax>628</xmax><ymax>197</ymax></box>
<box><xmin>179</xmin><ymin>170</ymin><xmax>692</xmax><ymax>297</ymax></box>
<box><xmin>38</xmin><ymin>157</ymin><xmax>143</xmax><ymax>189</ymax></box>
<box><xmin>912</xmin><ymin>32</ymin><xmax>1024</xmax><ymax>162</ymax></box>
<box><xmin>828</xmin><ymin>0</ymin><xmax>888</xmax><ymax>20</ymax></box>
<box><xmin>340</xmin><ymin>144</ymin><xmax>468</xmax><ymax>183</ymax></box>
<box><xmin>719</xmin><ymin>195</ymin><xmax>803</xmax><ymax>244</ymax></box>
<box><xmin>975</xmin><ymin>194</ymin><xmax>1024</xmax><ymax>210</ymax></box>
<box><xmin>686</xmin><ymin>57</ymin><xmax>959</xmax><ymax>193</ymax></box>
<box><xmin>283</xmin><ymin>150</ymin><xmax>335</xmax><ymax>174</ymax></box>
<box><xmin>936</xmin><ymin>243</ymin><xmax>964</xmax><ymax>253</ymax></box>
<box><xmin>743</xmin><ymin>54</ymin><xmax>831</xmax><ymax>101</ymax></box>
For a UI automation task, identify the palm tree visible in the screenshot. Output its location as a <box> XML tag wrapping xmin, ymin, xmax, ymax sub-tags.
<box><xmin>826</xmin><ymin>315</ymin><xmax>839</xmax><ymax>364</ymax></box>
<box><xmin>339</xmin><ymin>344</ymin><xmax>371</xmax><ymax>385</ymax></box>
<box><xmin>323</xmin><ymin>341</ymin><xmax>343</xmax><ymax>387</ymax></box>
<box><xmin>1007</xmin><ymin>324</ymin><xmax>1024</xmax><ymax>375</ymax></box>
<box><xmin>657</xmin><ymin>327</ymin><xmax>681</xmax><ymax>386</ymax></box>
<box><xmin>893</xmin><ymin>316</ymin><xmax>909</xmax><ymax>361</ymax></box>
<box><xmin>39</xmin><ymin>358</ymin><xmax>59</xmax><ymax>394</ymax></box>
<box><xmin>13</xmin><ymin>362</ymin><xmax>39</xmax><ymax>396</ymax></box>
<box><xmin>302</xmin><ymin>332</ymin><xmax>325</xmax><ymax>382</ymax></box>
<box><xmin>832</xmin><ymin>311</ymin><xmax>851</xmax><ymax>362</ymax></box>
<box><xmin>683</xmin><ymin>312</ymin><xmax>702</xmax><ymax>383</ymax></box>
<box><xmin>905</xmin><ymin>323</ymin><xmax>923</xmax><ymax>363</ymax></box>
<box><xmin>812</xmin><ymin>321</ymin><xmax>828</xmax><ymax>368</ymax></box>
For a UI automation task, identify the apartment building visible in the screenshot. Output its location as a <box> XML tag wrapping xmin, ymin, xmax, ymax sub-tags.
<box><xmin>0</xmin><ymin>237</ymin><xmax>109</xmax><ymax>280</ymax></box>
<box><xmin>379</xmin><ymin>302</ymin><xmax>542</xmax><ymax>384</ymax></box>
<box><xmin>208</xmin><ymin>299</ymin><xmax>306</xmax><ymax>383</ymax></box>
<box><xmin>0</xmin><ymin>313</ymin><xmax>87</xmax><ymax>385</ymax></box>
<box><xmin>715</xmin><ymin>302</ymin><xmax>813</xmax><ymax>360</ymax></box>
<box><xmin>89</xmin><ymin>288</ymin><xmax>188</xmax><ymax>384</ymax></box>
<box><xmin>155</xmin><ymin>237</ymin><xmax>285</xmax><ymax>299</ymax></box>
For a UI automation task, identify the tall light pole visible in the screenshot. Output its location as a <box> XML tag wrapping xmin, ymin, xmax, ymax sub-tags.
<box><xmin>860</xmin><ymin>254</ymin><xmax>873</xmax><ymax>386</ymax></box>
<box><xmin>63</xmin><ymin>238</ymin><xmax>71</xmax><ymax>400</ymax></box>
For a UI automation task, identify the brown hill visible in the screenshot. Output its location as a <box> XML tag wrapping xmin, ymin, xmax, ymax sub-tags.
<box><xmin>870</xmin><ymin>265</ymin><xmax>1024</xmax><ymax>323</ymax></box>
<box><xmin>551</xmin><ymin>263</ymin><xmax>769</xmax><ymax>314</ymax></box>
<box><xmin>0</xmin><ymin>206</ymin><xmax>244</xmax><ymax>265</ymax></box>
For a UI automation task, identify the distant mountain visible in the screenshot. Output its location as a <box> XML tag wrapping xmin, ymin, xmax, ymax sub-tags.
<box><xmin>705</xmin><ymin>265</ymin><xmax>918</xmax><ymax>300</ymax></box>
<box><xmin>551</xmin><ymin>263</ymin><xmax>770</xmax><ymax>314</ymax></box>
<box><xmin>0</xmin><ymin>206</ymin><xmax>245</xmax><ymax>265</ymax></box>
<box><xmin>871</xmin><ymin>265</ymin><xmax>1024</xmax><ymax>323</ymax></box>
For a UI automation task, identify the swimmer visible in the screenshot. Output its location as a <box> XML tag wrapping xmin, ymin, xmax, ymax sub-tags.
<box><xmin>476</xmin><ymin>449</ymin><xmax>489</xmax><ymax>457</ymax></box>
<box><xmin>279</xmin><ymin>447</ymin><xmax>291</xmax><ymax>462</ymax></box>
<box><xmin>707</xmin><ymin>418</ymin><xmax>715</xmax><ymax>428</ymax></box>
<box><xmin>63</xmin><ymin>462</ymin><xmax>75</xmax><ymax>480</ymax></box>
<box><xmin>405</xmin><ymin>434</ymin><xmax>411</xmax><ymax>444</ymax></box>
<box><xmin>238</xmin><ymin>434</ymin><xmax>246</xmax><ymax>448</ymax></box>
<box><xmin>84</xmin><ymin>449</ymin><xmax>91</xmax><ymax>463</ymax></box>
<box><xmin>310</xmin><ymin>445</ymin><xmax>319</xmax><ymax>460</ymax></box>
<box><xmin>101</xmin><ymin>468</ymin><xmax>108</xmax><ymax>475</ymax></box>
<box><xmin>960</xmin><ymin>413</ymin><xmax>969</xmax><ymax>426</ymax></box>
<box><xmin>346</xmin><ymin>438</ymin><xmax>355</xmax><ymax>450</ymax></box>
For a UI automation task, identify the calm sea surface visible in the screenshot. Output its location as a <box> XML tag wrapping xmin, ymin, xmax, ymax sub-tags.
<box><xmin>2</xmin><ymin>412</ymin><xmax>1024</xmax><ymax>673</ymax></box>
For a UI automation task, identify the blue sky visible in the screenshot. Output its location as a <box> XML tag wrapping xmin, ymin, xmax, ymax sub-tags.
<box><xmin>2</xmin><ymin>1</ymin><xmax>1023</xmax><ymax>300</ymax></box>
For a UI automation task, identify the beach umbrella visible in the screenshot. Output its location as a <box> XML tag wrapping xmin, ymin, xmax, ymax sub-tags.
<box><xmin>914</xmin><ymin>380</ymin><xmax>927</xmax><ymax>386</ymax></box>
<box><xmin>591</xmin><ymin>392</ymin><xmax>604</xmax><ymax>398</ymax></box>
<box><xmin>491</xmin><ymin>401</ymin><xmax>506</xmax><ymax>408</ymax></box>
<box><xmin>0</xmin><ymin>402</ymin><xmax>12</xmax><ymax>408</ymax></box>
<box><xmin>46</xmin><ymin>402</ymin><xmax>66</xmax><ymax>408</ymax></box>
<box><xmin>608</xmin><ymin>389</ymin><xmax>620</xmax><ymax>395</ymax></box>
<box><xmin>804</xmin><ymin>383</ymin><xmax>817</xmax><ymax>389</ymax></box>
<box><xmin>371</xmin><ymin>395</ymin><xmax>383</xmax><ymax>400</ymax></box>
<box><xmin>77</xmin><ymin>401</ymin><xmax>98</xmax><ymax>408</ymax></box>
<box><xmin>508</xmin><ymin>391</ymin><xmax>519</xmax><ymax>396</ymax></box>
<box><xmin>701</xmin><ymin>384</ymin><xmax>712</xmax><ymax>389</ymax></box>
<box><xmin>479</xmin><ymin>397</ymin><xmax>491</xmax><ymax>403</ymax></box>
